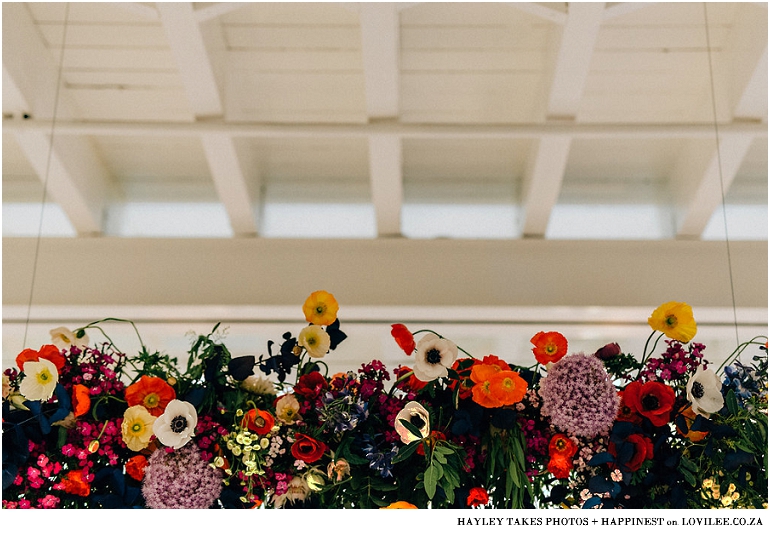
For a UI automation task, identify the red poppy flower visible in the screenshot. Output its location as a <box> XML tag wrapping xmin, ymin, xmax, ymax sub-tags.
<box><xmin>608</xmin><ymin>433</ymin><xmax>653</xmax><ymax>472</ymax></box>
<box><xmin>623</xmin><ymin>380</ymin><xmax>675</xmax><ymax>427</ymax></box>
<box><xmin>448</xmin><ymin>358</ymin><xmax>475</xmax><ymax>399</ymax></box>
<box><xmin>293</xmin><ymin>371</ymin><xmax>328</xmax><ymax>400</ymax></box>
<box><xmin>548</xmin><ymin>434</ymin><xmax>577</xmax><ymax>458</ymax></box>
<box><xmin>467</xmin><ymin>487</ymin><xmax>489</xmax><ymax>507</ymax></box>
<box><xmin>71</xmin><ymin>384</ymin><xmax>91</xmax><ymax>418</ymax></box>
<box><xmin>61</xmin><ymin>469</ymin><xmax>90</xmax><ymax>497</ymax></box>
<box><xmin>242</xmin><ymin>408</ymin><xmax>275</xmax><ymax>435</ymax></box>
<box><xmin>616</xmin><ymin>389</ymin><xmax>643</xmax><ymax>425</ymax></box>
<box><xmin>16</xmin><ymin>345</ymin><xmax>66</xmax><ymax>372</ymax></box>
<box><xmin>391</xmin><ymin>324</ymin><xmax>416</xmax><ymax>355</ymax></box>
<box><xmin>547</xmin><ymin>454</ymin><xmax>573</xmax><ymax>479</ymax></box>
<box><xmin>125</xmin><ymin>455</ymin><xmax>148</xmax><ymax>481</ymax></box>
<box><xmin>530</xmin><ymin>331</ymin><xmax>568</xmax><ymax>365</ymax></box>
<box><xmin>124</xmin><ymin>375</ymin><xmax>176</xmax><ymax>417</ymax></box>
<box><xmin>291</xmin><ymin>433</ymin><xmax>327</xmax><ymax>463</ymax></box>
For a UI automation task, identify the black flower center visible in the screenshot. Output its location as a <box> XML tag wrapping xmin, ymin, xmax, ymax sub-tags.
<box><xmin>170</xmin><ymin>415</ymin><xmax>188</xmax><ymax>433</ymax></box>
<box><xmin>410</xmin><ymin>414</ymin><xmax>425</xmax><ymax>429</ymax></box>
<box><xmin>641</xmin><ymin>394</ymin><xmax>660</xmax><ymax>411</ymax></box>
<box><xmin>426</xmin><ymin>348</ymin><xmax>442</xmax><ymax>364</ymax></box>
<box><xmin>691</xmin><ymin>381</ymin><xmax>705</xmax><ymax>399</ymax></box>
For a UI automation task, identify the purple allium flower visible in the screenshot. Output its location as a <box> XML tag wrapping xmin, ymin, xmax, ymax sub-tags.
<box><xmin>142</xmin><ymin>442</ymin><xmax>223</xmax><ymax>509</ymax></box>
<box><xmin>539</xmin><ymin>353</ymin><xmax>619</xmax><ymax>438</ymax></box>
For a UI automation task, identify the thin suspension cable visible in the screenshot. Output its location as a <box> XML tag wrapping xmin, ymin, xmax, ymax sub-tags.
<box><xmin>702</xmin><ymin>2</ymin><xmax>740</xmax><ymax>347</ymax></box>
<box><xmin>22</xmin><ymin>3</ymin><xmax>72</xmax><ymax>349</ymax></box>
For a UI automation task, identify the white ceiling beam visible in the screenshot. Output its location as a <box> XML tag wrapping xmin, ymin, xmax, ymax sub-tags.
<box><xmin>507</xmin><ymin>2</ymin><xmax>567</xmax><ymax>24</ymax></box>
<box><xmin>733</xmin><ymin>46</ymin><xmax>768</xmax><ymax>120</ymax></box>
<box><xmin>602</xmin><ymin>2</ymin><xmax>657</xmax><ymax>21</ymax></box>
<box><xmin>546</xmin><ymin>2</ymin><xmax>605</xmax><ymax>119</ymax></box>
<box><xmin>201</xmin><ymin>133</ymin><xmax>260</xmax><ymax>237</ymax></box>
<box><xmin>2</xmin><ymin>2</ymin><xmax>108</xmax><ymax>236</ymax></box>
<box><xmin>6</xmin><ymin>117</ymin><xmax>766</xmax><ymax>140</ymax></box>
<box><xmin>15</xmin><ymin>132</ymin><xmax>108</xmax><ymax>236</ymax></box>
<box><xmin>368</xmin><ymin>135</ymin><xmax>403</xmax><ymax>237</ymax></box>
<box><xmin>673</xmin><ymin>134</ymin><xmax>755</xmax><ymax>239</ymax></box>
<box><xmin>113</xmin><ymin>2</ymin><xmax>159</xmax><ymax>20</ymax></box>
<box><xmin>158</xmin><ymin>2</ymin><xmax>223</xmax><ymax>118</ymax></box>
<box><xmin>520</xmin><ymin>135</ymin><xmax>572</xmax><ymax>238</ymax></box>
<box><xmin>194</xmin><ymin>2</ymin><xmax>248</xmax><ymax>22</ymax></box>
<box><xmin>359</xmin><ymin>3</ymin><xmax>400</xmax><ymax>119</ymax></box>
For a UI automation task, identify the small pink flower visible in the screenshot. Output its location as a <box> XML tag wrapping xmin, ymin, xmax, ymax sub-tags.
<box><xmin>611</xmin><ymin>469</ymin><xmax>623</xmax><ymax>482</ymax></box>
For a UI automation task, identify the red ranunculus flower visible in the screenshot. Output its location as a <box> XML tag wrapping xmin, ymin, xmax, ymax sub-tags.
<box><xmin>16</xmin><ymin>345</ymin><xmax>66</xmax><ymax>372</ymax></box>
<box><xmin>61</xmin><ymin>469</ymin><xmax>90</xmax><ymax>497</ymax></box>
<box><xmin>548</xmin><ymin>434</ymin><xmax>577</xmax><ymax>458</ymax></box>
<box><xmin>623</xmin><ymin>380</ymin><xmax>675</xmax><ymax>427</ymax></box>
<box><xmin>547</xmin><ymin>454</ymin><xmax>573</xmax><ymax>479</ymax></box>
<box><xmin>467</xmin><ymin>487</ymin><xmax>489</xmax><ymax>507</ymax></box>
<box><xmin>291</xmin><ymin>433</ymin><xmax>327</xmax><ymax>463</ymax></box>
<box><xmin>609</xmin><ymin>433</ymin><xmax>654</xmax><ymax>472</ymax></box>
<box><xmin>242</xmin><ymin>408</ymin><xmax>275</xmax><ymax>435</ymax></box>
<box><xmin>391</xmin><ymin>324</ymin><xmax>416</xmax><ymax>355</ymax></box>
<box><xmin>293</xmin><ymin>371</ymin><xmax>328</xmax><ymax>400</ymax></box>
<box><xmin>71</xmin><ymin>384</ymin><xmax>91</xmax><ymax>418</ymax></box>
<box><xmin>125</xmin><ymin>455</ymin><xmax>148</xmax><ymax>481</ymax></box>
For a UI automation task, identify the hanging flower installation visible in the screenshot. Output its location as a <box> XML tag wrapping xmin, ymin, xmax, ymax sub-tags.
<box><xmin>1</xmin><ymin>297</ymin><xmax>767</xmax><ymax>509</ymax></box>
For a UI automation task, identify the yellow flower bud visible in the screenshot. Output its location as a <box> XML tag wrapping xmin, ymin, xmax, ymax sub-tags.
<box><xmin>88</xmin><ymin>440</ymin><xmax>100</xmax><ymax>453</ymax></box>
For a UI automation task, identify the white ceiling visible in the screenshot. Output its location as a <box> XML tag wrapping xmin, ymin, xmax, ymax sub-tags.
<box><xmin>2</xmin><ymin>1</ymin><xmax>767</xmax><ymax>242</ymax></box>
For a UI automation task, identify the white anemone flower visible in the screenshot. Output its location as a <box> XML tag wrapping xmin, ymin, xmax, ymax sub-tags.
<box><xmin>152</xmin><ymin>399</ymin><xmax>197</xmax><ymax>449</ymax></box>
<box><xmin>686</xmin><ymin>367</ymin><xmax>724</xmax><ymax>417</ymax></box>
<box><xmin>50</xmin><ymin>327</ymin><xmax>89</xmax><ymax>350</ymax></box>
<box><xmin>413</xmin><ymin>333</ymin><xmax>458</xmax><ymax>382</ymax></box>
<box><xmin>19</xmin><ymin>359</ymin><xmax>59</xmax><ymax>401</ymax></box>
<box><xmin>298</xmin><ymin>325</ymin><xmax>331</xmax><ymax>358</ymax></box>
<box><xmin>394</xmin><ymin>401</ymin><xmax>431</xmax><ymax>444</ymax></box>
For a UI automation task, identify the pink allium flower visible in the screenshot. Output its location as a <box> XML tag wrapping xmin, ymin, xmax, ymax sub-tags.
<box><xmin>142</xmin><ymin>442</ymin><xmax>222</xmax><ymax>509</ymax></box>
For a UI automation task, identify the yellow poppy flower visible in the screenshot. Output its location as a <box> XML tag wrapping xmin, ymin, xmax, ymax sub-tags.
<box><xmin>302</xmin><ymin>290</ymin><xmax>339</xmax><ymax>326</ymax></box>
<box><xmin>121</xmin><ymin>405</ymin><xmax>157</xmax><ymax>452</ymax></box>
<box><xmin>647</xmin><ymin>301</ymin><xmax>697</xmax><ymax>343</ymax></box>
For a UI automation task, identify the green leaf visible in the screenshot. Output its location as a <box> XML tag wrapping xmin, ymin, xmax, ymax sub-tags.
<box><xmin>509</xmin><ymin>459</ymin><xmax>521</xmax><ymax>488</ymax></box>
<box><xmin>392</xmin><ymin>440</ymin><xmax>421</xmax><ymax>464</ymax></box>
<box><xmin>424</xmin><ymin>465</ymin><xmax>439</xmax><ymax>500</ymax></box>
<box><xmin>681</xmin><ymin>467</ymin><xmax>697</xmax><ymax>487</ymax></box>
<box><xmin>433</xmin><ymin>451</ymin><xmax>447</xmax><ymax>464</ymax></box>
<box><xmin>679</xmin><ymin>455</ymin><xmax>698</xmax><ymax>473</ymax></box>
<box><xmin>434</xmin><ymin>444</ymin><xmax>454</xmax><ymax>456</ymax></box>
<box><xmin>726</xmin><ymin>389</ymin><xmax>739</xmax><ymax>416</ymax></box>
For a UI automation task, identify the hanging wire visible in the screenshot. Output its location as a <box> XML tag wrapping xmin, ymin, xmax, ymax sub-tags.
<box><xmin>702</xmin><ymin>2</ymin><xmax>741</xmax><ymax>347</ymax></box>
<box><xmin>22</xmin><ymin>2</ymin><xmax>72</xmax><ymax>349</ymax></box>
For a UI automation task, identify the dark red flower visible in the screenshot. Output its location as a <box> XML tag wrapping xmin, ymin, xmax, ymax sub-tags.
<box><xmin>609</xmin><ymin>433</ymin><xmax>653</xmax><ymax>472</ymax></box>
<box><xmin>623</xmin><ymin>380</ymin><xmax>675</xmax><ymax>427</ymax></box>
<box><xmin>467</xmin><ymin>487</ymin><xmax>489</xmax><ymax>507</ymax></box>
<box><xmin>596</xmin><ymin>342</ymin><xmax>621</xmax><ymax>360</ymax></box>
<box><xmin>291</xmin><ymin>433</ymin><xmax>327</xmax><ymax>463</ymax></box>
<box><xmin>547</xmin><ymin>454</ymin><xmax>573</xmax><ymax>479</ymax></box>
<box><xmin>293</xmin><ymin>371</ymin><xmax>328</xmax><ymax>400</ymax></box>
<box><xmin>391</xmin><ymin>324</ymin><xmax>416</xmax><ymax>355</ymax></box>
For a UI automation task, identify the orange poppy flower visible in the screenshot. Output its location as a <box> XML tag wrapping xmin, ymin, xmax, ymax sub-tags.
<box><xmin>242</xmin><ymin>408</ymin><xmax>275</xmax><ymax>435</ymax></box>
<box><xmin>72</xmin><ymin>384</ymin><xmax>91</xmax><ymax>418</ymax></box>
<box><xmin>125</xmin><ymin>455</ymin><xmax>148</xmax><ymax>481</ymax></box>
<box><xmin>16</xmin><ymin>345</ymin><xmax>66</xmax><ymax>372</ymax></box>
<box><xmin>61</xmin><ymin>469</ymin><xmax>90</xmax><ymax>497</ymax></box>
<box><xmin>470</xmin><ymin>363</ymin><xmax>502</xmax><ymax>408</ymax></box>
<box><xmin>530</xmin><ymin>331</ymin><xmax>568</xmax><ymax>365</ymax></box>
<box><xmin>676</xmin><ymin>406</ymin><xmax>708</xmax><ymax>442</ymax></box>
<box><xmin>124</xmin><ymin>376</ymin><xmax>176</xmax><ymax>417</ymax></box>
<box><xmin>381</xmin><ymin>501</ymin><xmax>418</xmax><ymax>509</ymax></box>
<box><xmin>487</xmin><ymin>371</ymin><xmax>528</xmax><ymax>406</ymax></box>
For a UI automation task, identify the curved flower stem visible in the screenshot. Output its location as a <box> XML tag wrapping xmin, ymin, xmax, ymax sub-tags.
<box><xmin>78</xmin><ymin>318</ymin><xmax>147</xmax><ymax>354</ymax></box>
<box><xmin>715</xmin><ymin>336</ymin><xmax>768</xmax><ymax>373</ymax></box>
<box><xmin>635</xmin><ymin>331</ymin><xmax>664</xmax><ymax>380</ymax></box>
<box><xmin>90</xmin><ymin>395</ymin><xmax>126</xmax><ymax>420</ymax></box>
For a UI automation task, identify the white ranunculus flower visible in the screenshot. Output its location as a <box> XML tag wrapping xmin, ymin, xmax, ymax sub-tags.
<box><xmin>394</xmin><ymin>401</ymin><xmax>431</xmax><ymax>444</ymax></box>
<box><xmin>50</xmin><ymin>327</ymin><xmax>89</xmax><ymax>350</ymax></box>
<box><xmin>298</xmin><ymin>325</ymin><xmax>331</xmax><ymax>358</ymax></box>
<box><xmin>152</xmin><ymin>399</ymin><xmax>197</xmax><ymax>449</ymax></box>
<box><xmin>686</xmin><ymin>367</ymin><xmax>724</xmax><ymax>417</ymax></box>
<box><xmin>413</xmin><ymin>333</ymin><xmax>458</xmax><ymax>382</ymax></box>
<box><xmin>19</xmin><ymin>359</ymin><xmax>59</xmax><ymax>401</ymax></box>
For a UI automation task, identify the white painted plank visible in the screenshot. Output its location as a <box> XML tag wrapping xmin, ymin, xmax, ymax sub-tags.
<box><xmin>359</xmin><ymin>3</ymin><xmax>400</xmax><ymax>118</ymax></box>
<box><xmin>158</xmin><ymin>2</ymin><xmax>223</xmax><ymax>118</ymax></box>
<box><xmin>520</xmin><ymin>135</ymin><xmax>572</xmax><ymax>237</ymax></box>
<box><xmin>368</xmin><ymin>135</ymin><xmax>403</xmax><ymax>236</ymax></box>
<box><xmin>201</xmin><ymin>133</ymin><xmax>259</xmax><ymax>236</ymax></box>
